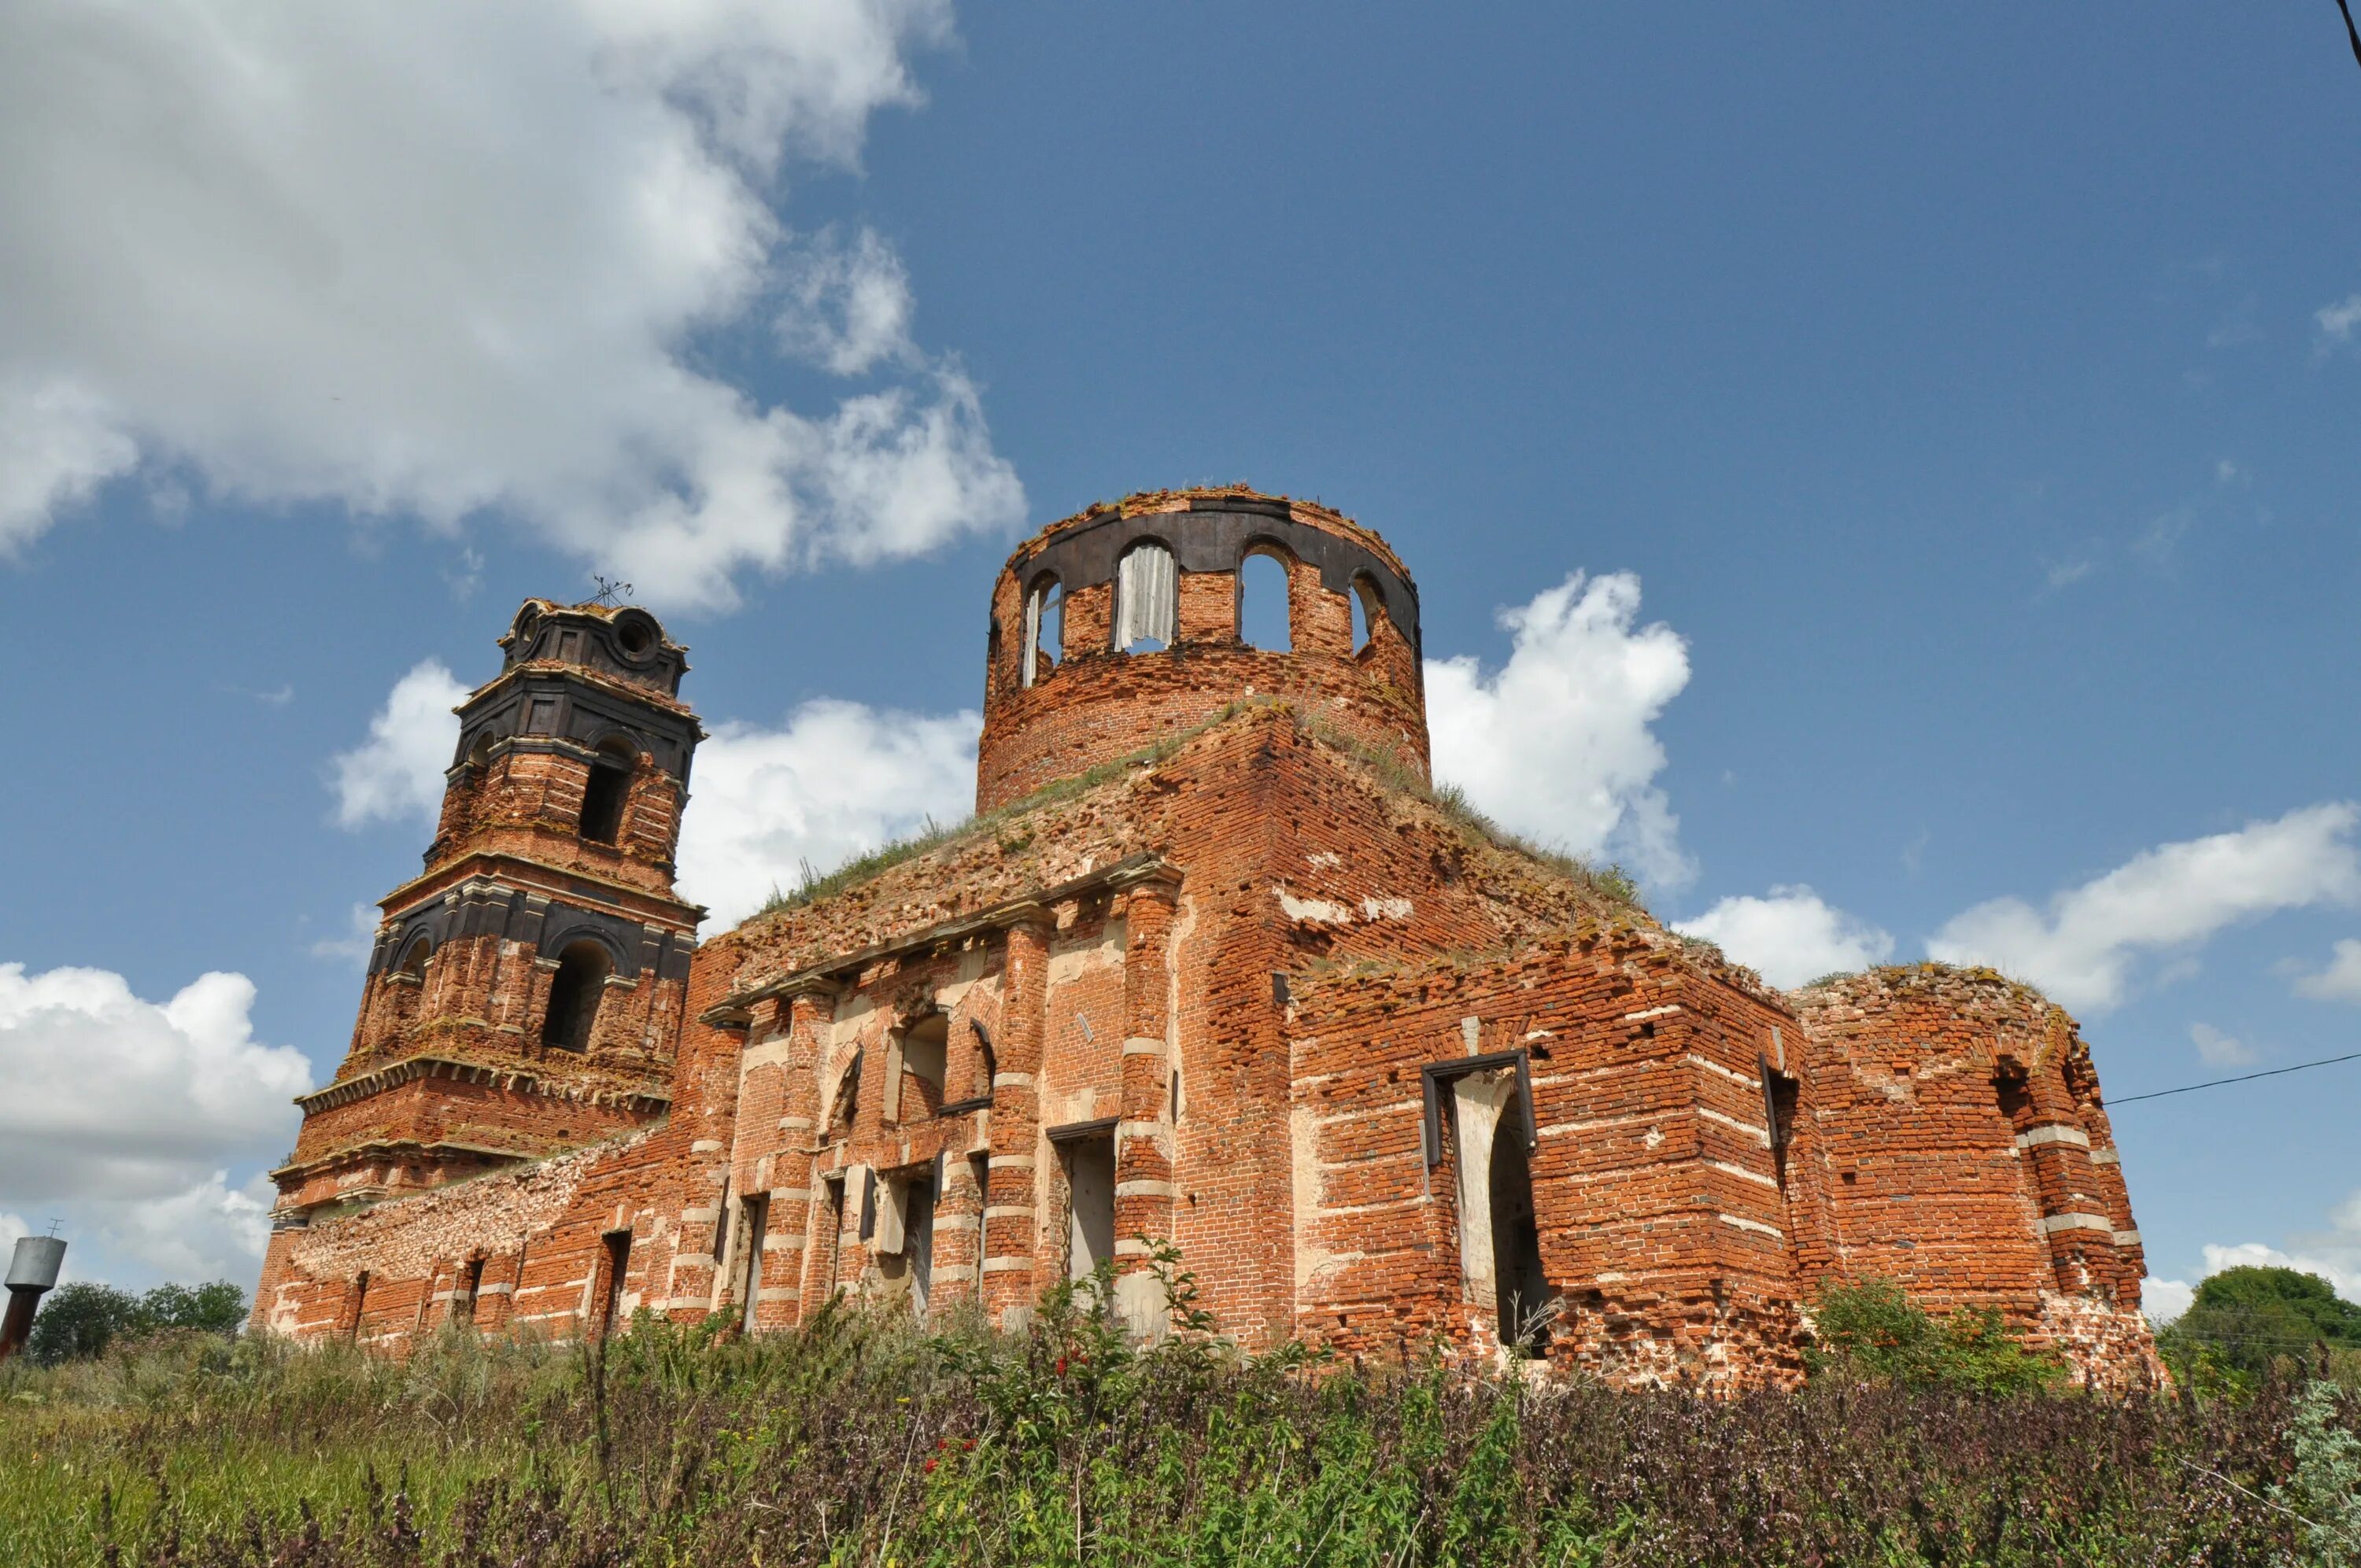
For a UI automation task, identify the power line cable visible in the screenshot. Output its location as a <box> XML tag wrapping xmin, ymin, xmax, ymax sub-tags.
<box><xmin>2338</xmin><ymin>0</ymin><xmax>2361</xmax><ymax>74</ymax></box>
<box><xmin>2108</xmin><ymin>1050</ymin><xmax>2361</xmax><ymax>1106</ymax></box>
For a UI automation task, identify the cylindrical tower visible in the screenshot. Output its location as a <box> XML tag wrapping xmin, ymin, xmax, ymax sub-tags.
<box><xmin>976</xmin><ymin>489</ymin><xmax>1426</xmax><ymax>813</ymax></box>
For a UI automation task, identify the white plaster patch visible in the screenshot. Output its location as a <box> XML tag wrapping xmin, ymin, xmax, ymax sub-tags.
<box><xmin>1291</xmin><ymin>1103</ymin><xmax>1348</xmax><ymax>1294</ymax></box>
<box><xmin>828</xmin><ymin>991</ymin><xmax>876</xmax><ymax>1050</ymax></box>
<box><xmin>934</xmin><ymin>950</ymin><xmax>998</xmax><ymax>1011</ymax></box>
<box><xmin>1359</xmin><ymin>895</ymin><xmax>1413</xmax><ymax>921</ymax></box>
<box><xmin>1305</xmin><ymin>852</ymin><xmax>1343</xmax><ymax>869</ymax></box>
<box><xmin>1642</xmin><ymin>1126</ymin><xmax>1665</xmax><ymax>1149</ymax></box>
<box><xmin>1047</xmin><ymin>917</ymin><xmax>1125</xmax><ymax>983</ymax></box>
<box><xmin>1277</xmin><ymin>885</ymin><xmax>1354</xmax><ymax>925</ymax></box>
<box><xmin>1717</xmin><ymin>1213</ymin><xmax>1784</xmax><ymax>1240</ymax></box>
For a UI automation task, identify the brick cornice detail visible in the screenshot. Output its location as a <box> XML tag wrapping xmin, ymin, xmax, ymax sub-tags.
<box><xmin>702</xmin><ymin>852</ymin><xmax>1175</xmax><ymax>1024</ymax></box>
<box><xmin>293</xmin><ymin>1053</ymin><xmax>672</xmax><ymax>1116</ymax></box>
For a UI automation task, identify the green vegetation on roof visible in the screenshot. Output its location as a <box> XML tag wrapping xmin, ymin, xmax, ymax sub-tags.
<box><xmin>743</xmin><ymin>700</ymin><xmax>1645</xmax><ymax>929</ymax></box>
<box><xmin>746</xmin><ymin>703</ymin><xmax>1269</xmax><ymax>924</ymax></box>
<box><xmin>1292</xmin><ymin>712</ymin><xmax>1645</xmax><ymax>914</ymax></box>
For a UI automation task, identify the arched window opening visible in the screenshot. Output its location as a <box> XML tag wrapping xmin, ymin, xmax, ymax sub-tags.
<box><xmin>968</xmin><ymin>1020</ymin><xmax>997</xmax><ymax>1102</ymax></box>
<box><xmin>542</xmin><ymin>941</ymin><xmax>612</xmax><ymax>1053</ymax></box>
<box><xmin>1115</xmin><ymin>541</ymin><xmax>1177</xmax><ymax>652</ymax></box>
<box><xmin>1350</xmin><ymin>574</ymin><xmax>1384</xmax><ymax>655</ymax></box>
<box><xmin>826</xmin><ymin>1050</ymin><xmax>863</xmax><ymax>1135</ymax></box>
<box><xmin>1238</xmin><ymin>548</ymin><xmax>1292</xmax><ymax>651</ymax></box>
<box><xmin>578</xmin><ymin>740</ymin><xmax>635</xmax><ymax>844</ymax></box>
<box><xmin>1021</xmin><ymin>574</ymin><xmax>1062</xmax><ymax>688</ymax></box>
<box><xmin>397</xmin><ymin>936</ymin><xmax>430</xmax><ymax>980</ymax></box>
<box><xmin>467</xmin><ymin>730</ymin><xmax>496</xmax><ymax>769</ymax></box>
<box><xmin>1993</xmin><ymin>1064</ymin><xmax>2033</xmax><ymax>1131</ymax></box>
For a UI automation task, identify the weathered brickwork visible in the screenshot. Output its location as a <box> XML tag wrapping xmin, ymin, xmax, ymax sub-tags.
<box><xmin>254</xmin><ymin>489</ymin><xmax>2159</xmax><ymax>1393</ymax></box>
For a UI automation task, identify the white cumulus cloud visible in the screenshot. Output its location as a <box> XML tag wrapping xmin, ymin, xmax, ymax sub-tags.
<box><xmin>1926</xmin><ymin>802</ymin><xmax>2361</xmax><ymax>1012</ymax></box>
<box><xmin>328</xmin><ymin>658</ymin><xmax>978</xmax><ymax>932</ymax></box>
<box><xmin>2293</xmin><ymin>938</ymin><xmax>2361</xmax><ymax>1002</ymax></box>
<box><xmin>1424</xmin><ymin>570</ymin><xmax>1694</xmax><ymax>889</ymax></box>
<box><xmin>2151</xmin><ymin>1194</ymin><xmax>2361</xmax><ymax>1321</ymax></box>
<box><xmin>2141</xmin><ymin>1276</ymin><xmax>2194</xmax><ymax>1323</ymax></box>
<box><xmin>330</xmin><ymin>660</ymin><xmax>467</xmax><ymax>828</ymax></box>
<box><xmin>1674</xmin><ymin>886</ymin><xmax>1894</xmax><ymax>990</ymax></box>
<box><xmin>778</xmin><ymin>227</ymin><xmax>918</xmax><ymax>376</ymax></box>
<box><xmin>0</xmin><ymin>963</ymin><xmax>312</xmax><ymax>1282</ymax></box>
<box><xmin>2188</xmin><ymin>1021</ymin><xmax>2258</xmax><ymax>1068</ymax></box>
<box><xmin>2317</xmin><ymin>293</ymin><xmax>2361</xmax><ymax>349</ymax></box>
<box><xmin>334</xmin><ymin>567</ymin><xmax>1701</xmax><ymax>928</ymax></box>
<box><xmin>677</xmin><ymin>700</ymin><xmax>979</xmax><ymax>928</ymax></box>
<box><xmin>0</xmin><ymin>0</ymin><xmax>1022</xmax><ymax>605</ymax></box>
<box><xmin>0</xmin><ymin>377</ymin><xmax>138</xmax><ymax>555</ymax></box>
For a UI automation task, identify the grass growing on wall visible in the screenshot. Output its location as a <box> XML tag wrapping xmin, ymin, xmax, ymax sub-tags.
<box><xmin>2</xmin><ymin>1271</ymin><xmax>2353</xmax><ymax>1567</ymax></box>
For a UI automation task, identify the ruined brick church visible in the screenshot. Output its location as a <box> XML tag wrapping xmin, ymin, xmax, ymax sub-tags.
<box><xmin>255</xmin><ymin>489</ymin><xmax>2160</xmax><ymax>1389</ymax></box>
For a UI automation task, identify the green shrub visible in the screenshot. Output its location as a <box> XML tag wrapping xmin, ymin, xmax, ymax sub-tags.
<box><xmin>24</xmin><ymin>1278</ymin><xmax>245</xmax><ymax>1366</ymax></box>
<box><xmin>2275</xmin><ymin>1379</ymin><xmax>2361</xmax><ymax>1566</ymax></box>
<box><xmin>2160</xmin><ymin>1266</ymin><xmax>2361</xmax><ymax>1382</ymax></box>
<box><xmin>1806</xmin><ymin>1276</ymin><xmax>2067</xmax><ymax>1394</ymax></box>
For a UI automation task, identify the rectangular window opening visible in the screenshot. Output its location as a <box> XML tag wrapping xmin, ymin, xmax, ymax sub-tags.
<box><xmin>1759</xmin><ymin>1057</ymin><xmax>1801</xmax><ymax>1192</ymax></box>
<box><xmin>966</xmin><ymin>1152</ymin><xmax>991</xmax><ymax>1285</ymax></box>
<box><xmin>456</xmin><ymin>1256</ymin><xmax>486</xmax><ymax>1326</ymax></box>
<box><xmin>822</xmin><ymin>1175</ymin><xmax>847</xmax><ymax>1299</ymax></box>
<box><xmin>737</xmin><ymin>1194</ymin><xmax>769</xmax><ymax>1334</ymax></box>
<box><xmin>578</xmin><ymin>765</ymin><xmax>631</xmax><ymax>844</ymax></box>
<box><xmin>904</xmin><ymin>1172</ymin><xmax>937</xmax><ymax>1319</ymax></box>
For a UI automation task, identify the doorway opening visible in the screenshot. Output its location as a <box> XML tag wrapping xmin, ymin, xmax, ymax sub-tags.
<box><xmin>597</xmin><ymin>1230</ymin><xmax>631</xmax><ymax>1337</ymax></box>
<box><xmin>1054</xmin><ymin>1123</ymin><xmax>1117</xmax><ymax>1286</ymax></box>
<box><xmin>1433</xmin><ymin>1058</ymin><xmax>1551</xmax><ymax>1357</ymax></box>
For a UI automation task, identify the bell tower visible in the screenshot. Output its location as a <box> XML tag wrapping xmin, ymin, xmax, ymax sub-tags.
<box><xmin>267</xmin><ymin>600</ymin><xmax>705</xmax><ymax>1230</ymax></box>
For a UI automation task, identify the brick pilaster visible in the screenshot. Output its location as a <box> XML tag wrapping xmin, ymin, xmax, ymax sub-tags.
<box><xmin>981</xmin><ymin>909</ymin><xmax>1051</xmax><ymax>1321</ymax></box>
<box><xmin>2016</xmin><ymin>1054</ymin><xmax>2121</xmax><ymax>1297</ymax></box>
<box><xmin>1111</xmin><ymin>872</ymin><xmax>1180</xmax><ymax>1293</ymax></box>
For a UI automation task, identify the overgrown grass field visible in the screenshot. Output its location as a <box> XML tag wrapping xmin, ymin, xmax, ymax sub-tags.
<box><xmin>5</xmin><ymin>1278</ymin><xmax>2356</xmax><ymax>1568</ymax></box>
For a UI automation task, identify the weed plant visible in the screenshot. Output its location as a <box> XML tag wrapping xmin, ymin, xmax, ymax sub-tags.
<box><xmin>1</xmin><ymin>1267</ymin><xmax>2352</xmax><ymax>1566</ymax></box>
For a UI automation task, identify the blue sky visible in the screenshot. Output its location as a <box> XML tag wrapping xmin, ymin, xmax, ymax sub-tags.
<box><xmin>1</xmin><ymin>3</ymin><xmax>2355</xmax><ymax>1307</ymax></box>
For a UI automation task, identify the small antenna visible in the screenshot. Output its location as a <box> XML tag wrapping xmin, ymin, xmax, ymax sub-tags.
<box><xmin>43</xmin><ymin>1219</ymin><xmax>61</xmax><ymax>1238</ymax></box>
<box><xmin>591</xmin><ymin>575</ymin><xmax>634</xmax><ymax>607</ymax></box>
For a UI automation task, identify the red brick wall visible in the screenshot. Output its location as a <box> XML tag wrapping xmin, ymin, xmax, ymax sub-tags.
<box><xmin>1783</xmin><ymin>966</ymin><xmax>2158</xmax><ymax>1385</ymax></box>
<box><xmin>254</xmin><ymin>535</ymin><xmax>2160</xmax><ymax>1397</ymax></box>
<box><xmin>429</xmin><ymin>729</ymin><xmax>688</xmax><ymax>897</ymax></box>
<box><xmin>975</xmin><ymin>494</ymin><xmax>1427</xmax><ymax>815</ymax></box>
